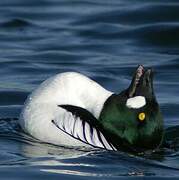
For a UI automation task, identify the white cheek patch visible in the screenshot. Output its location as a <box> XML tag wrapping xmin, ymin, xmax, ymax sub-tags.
<box><xmin>126</xmin><ymin>96</ymin><xmax>146</xmax><ymax>109</ymax></box>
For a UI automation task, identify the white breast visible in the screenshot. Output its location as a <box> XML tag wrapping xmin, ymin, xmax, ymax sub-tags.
<box><xmin>19</xmin><ymin>72</ymin><xmax>113</xmax><ymax>147</ymax></box>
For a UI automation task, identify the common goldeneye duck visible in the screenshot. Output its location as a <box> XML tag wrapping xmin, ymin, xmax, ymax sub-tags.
<box><xmin>19</xmin><ymin>65</ymin><xmax>164</xmax><ymax>153</ymax></box>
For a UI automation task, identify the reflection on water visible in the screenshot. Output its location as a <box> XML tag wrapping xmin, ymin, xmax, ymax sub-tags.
<box><xmin>0</xmin><ymin>118</ymin><xmax>179</xmax><ymax>178</ymax></box>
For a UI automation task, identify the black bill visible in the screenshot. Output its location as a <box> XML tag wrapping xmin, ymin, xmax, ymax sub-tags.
<box><xmin>128</xmin><ymin>65</ymin><xmax>154</xmax><ymax>99</ymax></box>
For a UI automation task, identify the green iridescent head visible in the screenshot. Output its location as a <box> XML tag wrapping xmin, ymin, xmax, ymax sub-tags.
<box><xmin>99</xmin><ymin>65</ymin><xmax>164</xmax><ymax>153</ymax></box>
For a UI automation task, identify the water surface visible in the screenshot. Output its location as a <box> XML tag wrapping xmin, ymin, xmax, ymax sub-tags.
<box><xmin>0</xmin><ymin>0</ymin><xmax>179</xmax><ymax>179</ymax></box>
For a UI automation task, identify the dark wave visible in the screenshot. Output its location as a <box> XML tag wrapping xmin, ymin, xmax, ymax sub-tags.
<box><xmin>0</xmin><ymin>18</ymin><xmax>42</xmax><ymax>34</ymax></box>
<box><xmin>0</xmin><ymin>91</ymin><xmax>27</xmax><ymax>105</ymax></box>
<box><xmin>0</xmin><ymin>19</ymin><xmax>32</xmax><ymax>29</ymax></box>
<box><xmin>73</xmin><ymin>23</ymin><xmax>179</xmax><ymax>48</ymax></box>
<box><xmin>73</xmin><ymin>4</ymin><xmax>179</xmax><ymax>25</ymax></box>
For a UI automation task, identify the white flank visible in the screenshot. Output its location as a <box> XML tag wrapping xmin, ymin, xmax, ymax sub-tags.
<box><xmin>126</xmin><ymin>96</ymin><xmax>146</xmax><ymax>109</ymax></box>
<box><xmin>19</xmin><ymin>72</ymin><xmax>113</xmax><ymax>148</ymax></box>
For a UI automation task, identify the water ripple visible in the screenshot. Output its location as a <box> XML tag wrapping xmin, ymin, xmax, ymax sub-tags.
<box><xmin>0</xmin><ymin>0</ymin><xmax>179</xmax><ymax>179</ymax></box>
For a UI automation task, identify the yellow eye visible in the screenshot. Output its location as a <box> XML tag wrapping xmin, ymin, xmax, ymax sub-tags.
<box><xmin>138</xmin><ymin>112</ymin><xmax>145</xmax><ymax>121</ymax></box>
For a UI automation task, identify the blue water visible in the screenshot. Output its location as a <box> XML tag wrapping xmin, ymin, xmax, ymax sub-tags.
<box><xmin>0</xmin><ymin>0</ymin><xmax>179</xmax><ymax>179</ymax></box>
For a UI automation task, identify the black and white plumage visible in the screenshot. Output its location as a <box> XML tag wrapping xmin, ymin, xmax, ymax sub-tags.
<box><xmin>19</xmin><ymin>72</ymin><xmax>116</xmax><ymax>150</ymax></box>
<box><xmin>52</xmin><ymin>105</ymin><xmax>116</xmax><ymax>150</ymax></box>
<box><xmin>19</xmin><ymin>66</ymin><xmax>164</xmax><ymax>153</ymax></box>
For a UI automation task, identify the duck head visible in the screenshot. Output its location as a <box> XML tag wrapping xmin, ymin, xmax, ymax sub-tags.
<box><xmin>99</xmin><ymin>65</ymin><xmax>164</xmax><ymax>153</ymax></box>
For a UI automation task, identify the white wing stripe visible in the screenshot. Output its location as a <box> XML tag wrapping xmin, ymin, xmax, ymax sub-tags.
<box><xmin>76</xmin><ymin>117</ymin><xmax>85</xmax><ymax>141</ymax></box>
<box><xmin>99</xmin><ymin>132</ymin><xmax>116</xmax><ymax>151</ymax></box>
<box><xmin>92</xmin><ymin>128</ymin><xmax>104</xmax><ymax>148</ymax></box>
<box><xmin>53</xmin><ymin>112</ymin><xmax>116</xmax><ymax>151</ymax></box>
<box><xmin>84</xmin><ymin>122</ymin><xmax>93</xmax><ymax>145</ymax></box>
